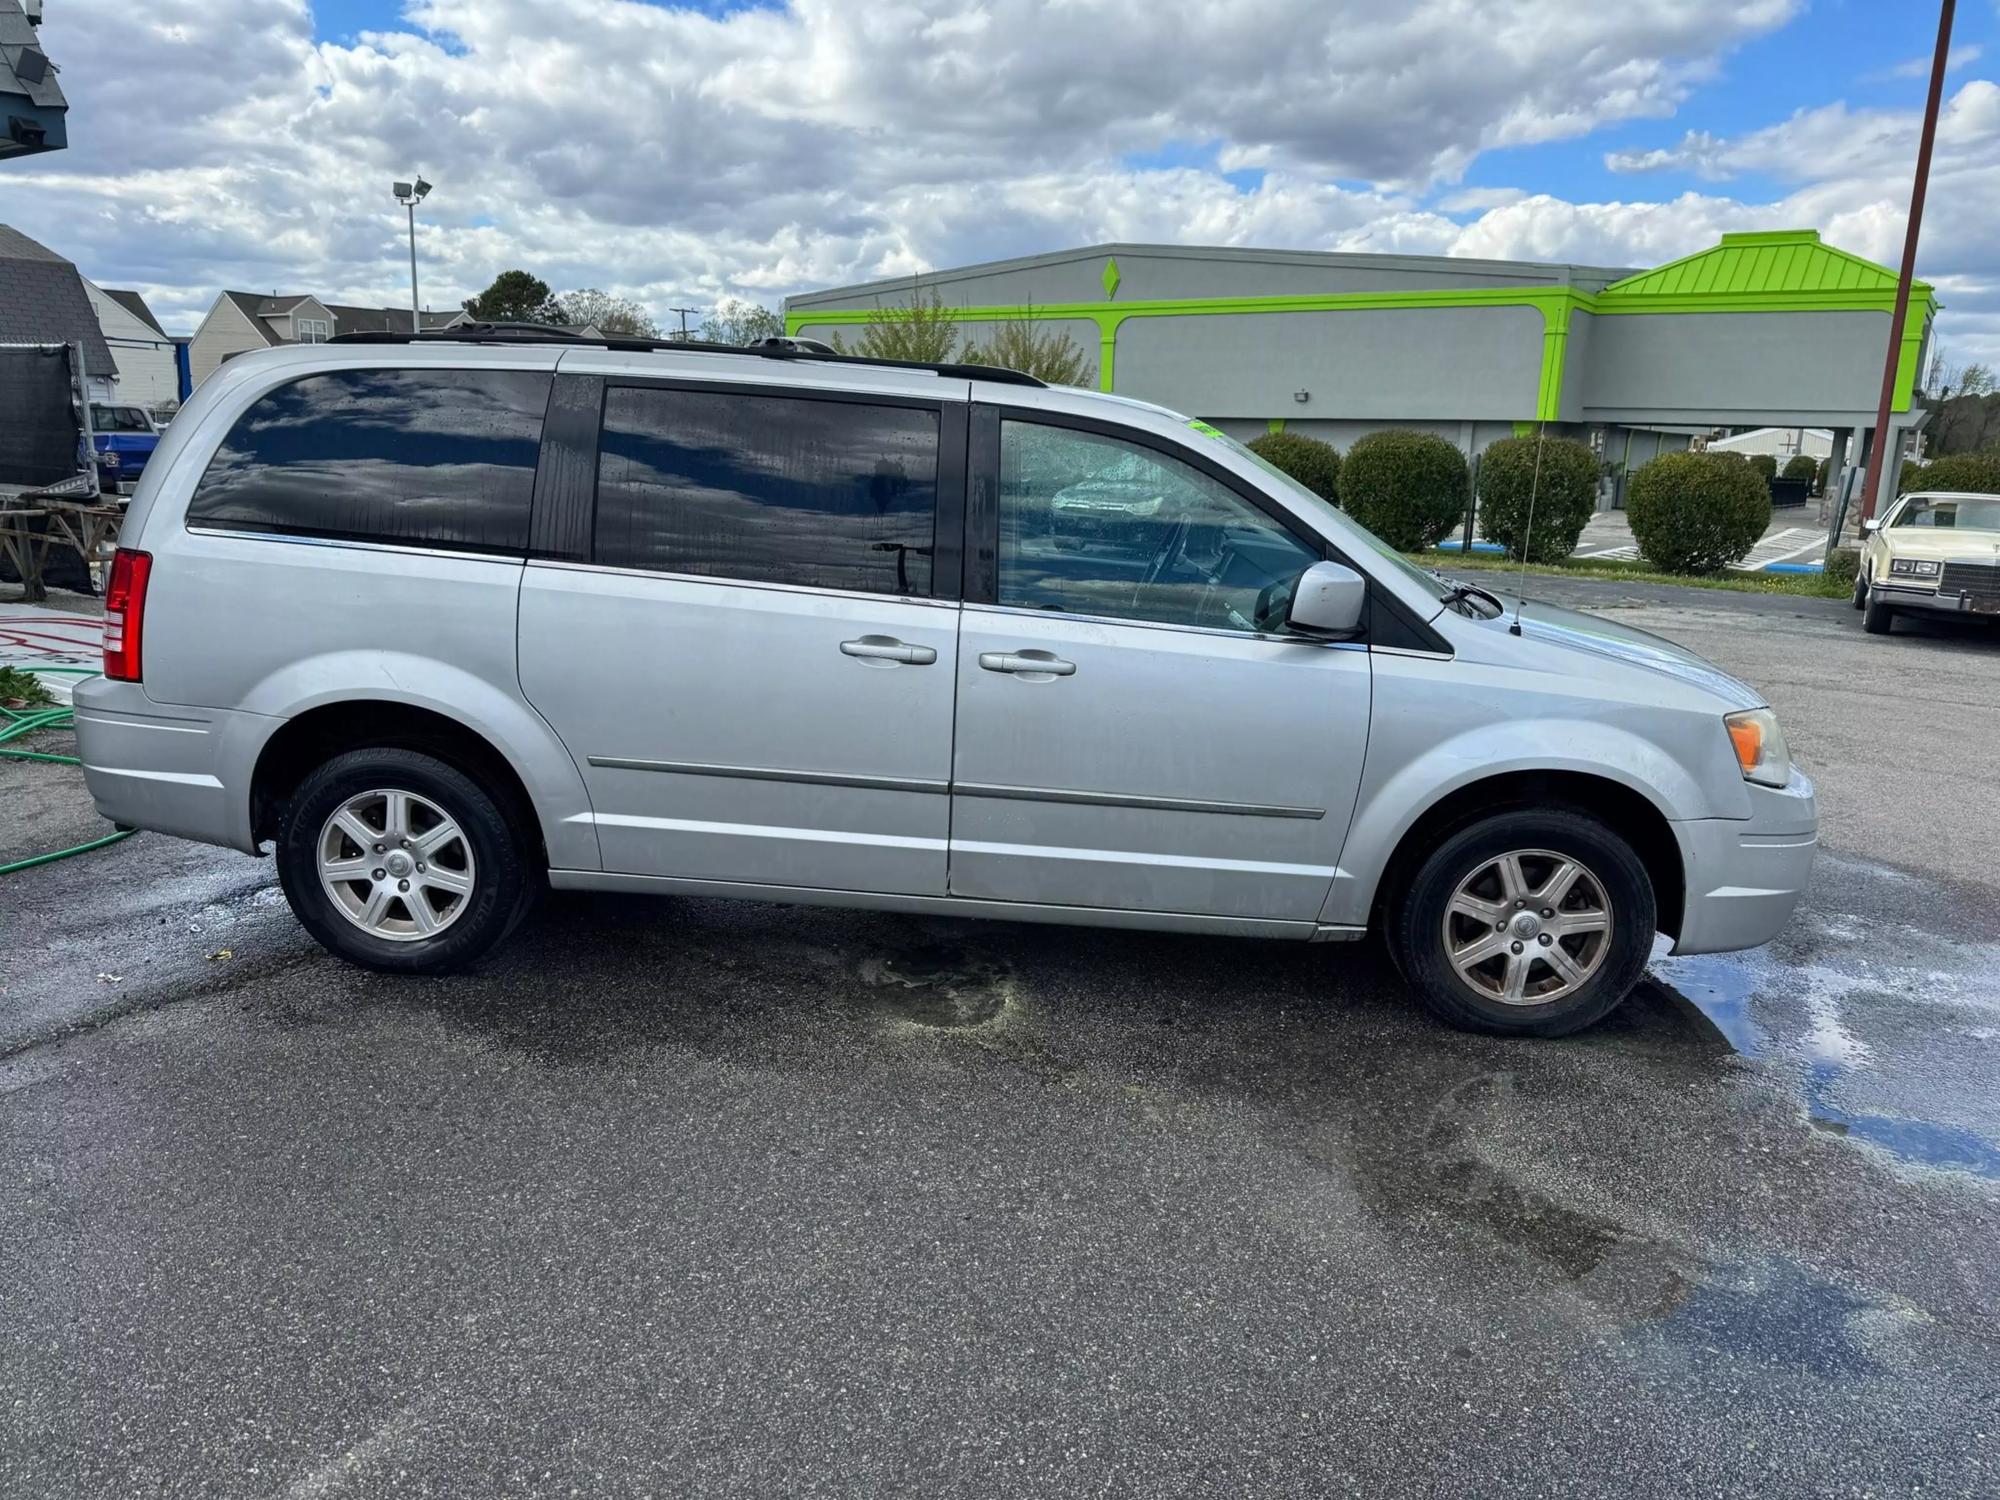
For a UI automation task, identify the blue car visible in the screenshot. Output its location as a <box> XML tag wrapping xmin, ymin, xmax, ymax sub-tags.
<box><xmin>91</xmin><ymin>402</ymin><xmax>160</xmax><ymax>492</ymax></box>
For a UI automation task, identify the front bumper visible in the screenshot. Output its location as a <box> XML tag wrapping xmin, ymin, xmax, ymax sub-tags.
<box><xmin>1870</xmin><ymin>580</ymin><xmax>2000</xmax><ymax>620</ymax></box>
<box><xmin>70</xmin><ymin>678</ymin><xmax>275</xmax><ymax>853</ymax></box>
<box><xmin>1670</xmin><ymin>766</ymin><xmax>1818</xmax><ymax>956</ymax></box>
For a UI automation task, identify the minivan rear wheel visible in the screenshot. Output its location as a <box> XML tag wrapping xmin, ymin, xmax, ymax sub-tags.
<box><xmin>276</xmin><ymin>747</ymin><xmax>534</xmax><ymax>974</ymax></box>
<box><xmin>1392</xmin><ymin>809</ymin><xmax>1655</xmax><ymax>1037</ymax></box>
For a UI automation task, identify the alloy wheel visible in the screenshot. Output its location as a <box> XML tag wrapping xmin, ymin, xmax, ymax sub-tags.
<box><xmin>1440</xmin><ymin>847</ymin><xmax>1613</xmax><ymax>1005</ymax></box>
<box><xmin>316</xmin><ymin>787</ymin><xmax>477</xmax><ymax>941</ymax></box>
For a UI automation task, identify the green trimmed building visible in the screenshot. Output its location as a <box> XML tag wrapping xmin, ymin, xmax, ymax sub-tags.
<box><xmin>785</xmin><ymin>230</ymin><xmax>1935</xmax><ymax>513</ymax></box>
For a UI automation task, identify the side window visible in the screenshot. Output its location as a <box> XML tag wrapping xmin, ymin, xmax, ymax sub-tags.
<box><xmin>186</xmin><ymin>368</ymin><xmax>551</xmax><ymax>554</ymax></box>
<box><xmin>998</xmin><ymin>420</ymin><xmax>1321</xmax><ymax>633</ymax></box>
<box><xmin>594</xmin><ymin>386</ymin><xmax>939</xmax><ymax>596</ymax></box>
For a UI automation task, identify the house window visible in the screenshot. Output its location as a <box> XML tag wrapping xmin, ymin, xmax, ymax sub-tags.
<box><xmin>297</xmin><ymin>319</ymin><xmax>331</xmax><ymax>343</ymax></box>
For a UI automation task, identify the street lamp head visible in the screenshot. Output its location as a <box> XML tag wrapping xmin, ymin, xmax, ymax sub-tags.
<box><xmin>393</xmin><ymin>181</ymin><xmax>413</xmax><ymax>201</ymax></box>
<box><xmin>414</xmin><ymin>177</ymin><xmax>432</xmax><ymax>202</ymax></box>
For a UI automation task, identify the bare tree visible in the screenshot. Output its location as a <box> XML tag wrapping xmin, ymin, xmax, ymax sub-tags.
<box><xmin>556</xmin><ymin>288</ymin><xmax>660</xmax><ymax>338</ymax></box>
<box><xmin>698</xmin><ymin>299</ymin><xmax>784</xmax><ymax>345</ymax></box>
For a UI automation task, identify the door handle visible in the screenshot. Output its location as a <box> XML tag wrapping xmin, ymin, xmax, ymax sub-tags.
<box><xmin>978</xmin><ymin>650</ymin><xmax>1076</xmax><ymax>678</ymax></box>
<box><xmin>840</xmin><ymin>635</ymin><xmax>937</xmax><ymax>666</ymax></box>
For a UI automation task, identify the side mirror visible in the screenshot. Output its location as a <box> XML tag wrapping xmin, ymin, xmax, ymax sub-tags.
<box><xmin>1287</xmin><ymin>560</ymin><xmax>1366</xmax><ymax>638</ymax></box>
<box><xmin>1860</xmin><ymin>517</ymin><xmax>1881</xmax><ymax>535</ymax></box>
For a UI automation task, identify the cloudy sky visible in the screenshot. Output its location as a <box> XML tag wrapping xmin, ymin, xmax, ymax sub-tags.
<box><xmin>8</xmin><ymin>0</ymin><xmax>2000</xmax><ymax>366</ymax></box>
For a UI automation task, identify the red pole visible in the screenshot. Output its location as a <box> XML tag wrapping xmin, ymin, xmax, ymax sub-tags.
<box><xmin>1860</xmin><ymin>0</ymin><xmax>1954</xmax><ymax>524</ymax></box>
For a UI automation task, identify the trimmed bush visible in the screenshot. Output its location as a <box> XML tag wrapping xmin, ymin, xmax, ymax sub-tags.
<box><xmin>1825</xmin><ymin>547</ymin><xmax>1860</xmax><ymax>587</ymax></box>
<box><xmin>1626</xmin><ymin>451</ymin><xmax>1773</xmax><ymax>575</ymax></box>
<box><xmin>1748</xmin><ymin>452</ymin><xmax>1778</xmax><ymax>489</ymax></box>
<box><xmin>1896</xmin><ymin>460</ymin><xmax>1928</xmax><ymax>495</ymax></box>
<box><xmin>1475</xmin><ymin>434</ymin><xmax>1600</xmax><ymax>564</ymax></box>
<box><xmin>1781</xmin><ymin>454</ymin><xmax>1817</xmax><ymax>484</ymax></box>
<box><xmin>1247</xmin><ymin>430</ymin><xmax>1341</xmax><ymax>503</ymax></box>
<box><xmin>1814</xmin><ymin>456</ymin><xmax>1830</xmax><ymax>494</ymax></box>
<box><xmin>1340</xmin><ymin>430</ymin><xmax>1468</xmax><ymax>552</ymax></box>
<box><xmin>1906</xmin><ymin>448</ymin><xmax>2000</xmax><ymax>496</ymax></box>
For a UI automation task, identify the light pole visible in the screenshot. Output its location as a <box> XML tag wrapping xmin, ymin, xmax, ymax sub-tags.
<box><xmin>1858</xmin><ymin>0</ymin><xmax>1953</xmax><ymax>524</ymax></box>
<box><xmin>393</xmin><ymin>176</ymin><xmax>432</xmax><ymax>334</ymax></box>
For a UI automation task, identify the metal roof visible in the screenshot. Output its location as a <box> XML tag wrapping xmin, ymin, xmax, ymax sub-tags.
<box><xmin>1601</xmin><ymin>230</ymin><xmax>1916</xmax><ymax>299</ymax></box>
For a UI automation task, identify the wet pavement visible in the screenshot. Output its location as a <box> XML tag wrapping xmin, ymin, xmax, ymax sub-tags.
<box><xmin>2</xmin><ymin>592</ymin><xmax>1997</xmax><ymax>1497</ymax></box>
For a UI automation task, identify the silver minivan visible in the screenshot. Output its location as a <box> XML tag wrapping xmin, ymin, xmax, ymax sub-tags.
<box><xmin>73</xmin><ymin>334</ymin><xmax>1817</xmax><ymax>1036</ymax></box>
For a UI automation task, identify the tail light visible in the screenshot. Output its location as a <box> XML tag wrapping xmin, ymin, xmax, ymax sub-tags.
<box><xmin>103</xmin><ymin>548</ymin><xmax>152</xmax><ymax>682</ymax></box>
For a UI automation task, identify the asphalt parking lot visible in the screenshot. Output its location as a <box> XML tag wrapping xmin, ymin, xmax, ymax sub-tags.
<box><xmin>3</xmin><ymin>585</ymin><xmax>1997</xmax><ymax>1498</ymax></box>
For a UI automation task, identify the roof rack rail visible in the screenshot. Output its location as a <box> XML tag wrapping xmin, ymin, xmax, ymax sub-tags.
<box><xmin>324</xmin><ymin>326</ymin><xmax>1048</xmax><ymax>387</ymax></box>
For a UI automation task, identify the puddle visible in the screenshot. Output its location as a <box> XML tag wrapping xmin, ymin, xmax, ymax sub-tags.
<box><xmin>1642</xmin><ymin>1258</ymin><xmax>1907</xmax><ymax>1378</ymax></box>
<box><xmin>856</xmin><ymin>943</ymin><xmax>1014</xmax><ymax>1031</ymax></box>
<box><xmin>1802</xmin><ymin>1060</ymin><xmax>2000</xmax><ymax>1180</ymax></box>
<box><xmin>1643</xmin><ymin>921</ymin><xmax>2000</xmax><ymax>1181</ymax></box>
<box><xmin>1639</xmin><ymin>955</ymin><xmax>1768</xmax><ymax>1058</ymax></box>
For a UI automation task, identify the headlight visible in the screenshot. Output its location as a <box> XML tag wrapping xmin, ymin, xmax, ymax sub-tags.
<box><xmin>1888</xmin><ymin>557</ymin><xmax>1941</xmax><ymax>578</ymax></box>
<box><xmin>1724</xmin><ymin>708</ymin><xmax>1792</xmax><ymax>788</ymax></box>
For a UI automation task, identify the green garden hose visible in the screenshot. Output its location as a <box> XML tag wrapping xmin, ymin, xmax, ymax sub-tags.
<box><xmin>1</xmin><ymin>666</ymin><xmax>136</xmax><ymax>875</ymax></box>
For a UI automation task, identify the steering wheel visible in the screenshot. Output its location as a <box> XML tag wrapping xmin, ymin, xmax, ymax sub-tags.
<box><xmin>1129</xmin><ymin>509</ymin><xmax>1193</xmax><ymax>609</ymax></box>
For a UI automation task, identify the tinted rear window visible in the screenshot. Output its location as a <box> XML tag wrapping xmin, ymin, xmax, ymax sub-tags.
<box><xmin>186</xmin><ymin>368</ymin><xmax>551</xmax><ymax>554</ymax></box>
<box><xmin>594</xmin><ymin>386</ymin><xmax>938</xmax><ymax>596</ymax></box>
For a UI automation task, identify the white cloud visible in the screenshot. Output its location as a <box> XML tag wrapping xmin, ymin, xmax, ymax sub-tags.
<box><xmin>10</xmin><ymin>0</ymin><xmax>2000</xmax><ymax>366</ymax></box>
<box><xmin>1878</xmin><ymin>42</ymin><xmax>1984</xmax><ymax>80</ymax></box>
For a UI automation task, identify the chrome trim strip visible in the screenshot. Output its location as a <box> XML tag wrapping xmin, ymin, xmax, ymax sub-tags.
<box><xmin>963</xmin><ymin>601</ymin><xmax>1344</xmax><ymax>647</ymax></box>
<box><xmin>527</xmin><ymin>558</ymin><xmax>958</xmax><ymax>610</ymax></box>
<box><xmin>587</xmin><ymin>756</ymin><xmax>950</xmax><ymax>795</ymax></box>
<box><xmin>587</xmin><ymin>813</ymin><xmax>945</xmax><ymax>852</ymax></box>
<box><xmin>184</xmin><ymin>527</ymin><xmax>521</xmax><ymax>566</ymax></box>
<box><xmin>951</xmin><ymin>837</ymin><xmax>1337</xmax><ymax>878</ymax></box>
<box><xmin>954</xmin><ymin>780</ymin><xmax>1324</xmax><ymax>820</ymax></box>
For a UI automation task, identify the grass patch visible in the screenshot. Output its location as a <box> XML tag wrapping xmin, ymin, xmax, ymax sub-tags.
<box><xmin>0</xmin><ymin>665</ymin><xmax>57</xmax><ymax>708</ymax></box>
<box><xmin>1409</xmin><ymin>549</ymin><xmax>1850</xmax><ymax>599</ymax></box>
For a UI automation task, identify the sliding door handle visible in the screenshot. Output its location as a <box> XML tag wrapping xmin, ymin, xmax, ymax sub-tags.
<box><xmin>979</xmin><ymin>650</ymin><xmax>1076</xmax><ymax>678</ymax></box>
<box><xmin>840</xmin><ymin>636</ymin><xmax>937</xmax><ymax>666</ymax></box>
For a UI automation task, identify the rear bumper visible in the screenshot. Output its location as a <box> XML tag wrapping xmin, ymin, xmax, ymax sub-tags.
<box><xmin>70</xmin><ymin>678</ymin><xmax>274</xmax><ymax>854</ymax></box>
<box><xmin>1670</xmin><ymin>767</ymin><xmax>1818</xmax><ymax>956</ymax></box>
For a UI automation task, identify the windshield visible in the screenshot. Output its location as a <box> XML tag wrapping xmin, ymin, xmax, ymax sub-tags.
<box><xmin>90</xmin><ymin>405</ymin><xmax>152</xmax><ymax>434</ymax></box>
<box><xmin>1195</xmin><ymin>424</ymin><xmax>1458</xmax><ymax>601</ymax></box>
<box><xmin>1894</xmin><ymin>495</ymin><xmax>2000</xmax><ymax>530</ymax></box>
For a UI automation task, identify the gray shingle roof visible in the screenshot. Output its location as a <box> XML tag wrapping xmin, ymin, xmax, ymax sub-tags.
<box><xmin>0</xmin><ymin>224</ymin><xmax>118</xmax><ymax>378</ymax></box>
<box><xmin>217</xmin><ymin>291</ymin><xmax>285</xmax><ymax>345</ymax></box>
<box><xmin>1</xmin><ymin>5</ymin><xmax>68</xmax><ymax>110</ymax></box>
<box><xmin>324</xmin><ymin>303</ymin><xmax>470</xmax><ymax>334</ymax></box>
<box><xmin>102</xmin><ymin>287</ymin><xmax>167</xmax><ymax>338</ymax></box>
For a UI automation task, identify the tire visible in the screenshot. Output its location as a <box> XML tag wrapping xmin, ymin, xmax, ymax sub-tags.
<box><xmin>276</xmin><ymin>747</ymin><xmax>536</xmax><ymax>974</ymax></box>
<box><xmin>1862</xmin><ymin>591</ymin><xmax>1895</xmax><ymax>635</ymax></box>
<box><xmin>1391</xmin><ymin>808</ymin><xmax>1656</xmax><ymax>1038</ymax></box>
<box><xmin>1852</xmin><ymin>572</ymin><xmax>1866</xmax><ymax>610</ymax></box>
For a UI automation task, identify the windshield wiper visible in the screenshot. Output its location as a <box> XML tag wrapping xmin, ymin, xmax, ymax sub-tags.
<box><xmin>1439</xmin><ymin>580</ymin><xmax>1504</xmax><ymax>617</ymax></box>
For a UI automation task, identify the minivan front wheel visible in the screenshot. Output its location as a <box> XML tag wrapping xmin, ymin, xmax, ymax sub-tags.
<box><xmin>276</xmin><ymin>747</ymin><xmax>533</xmax><ymax>974</ymax></box>
<box><xmin>1392</xmin><ymin>809</ymin><xmax>1655</xmax><ymax>1037</ymax></box>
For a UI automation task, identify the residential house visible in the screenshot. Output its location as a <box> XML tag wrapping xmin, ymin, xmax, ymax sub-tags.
<box><xmin>84</xmin><ymin>281</ymin><xmax>180</xmax><ymax>415</ymax></box>
<box><xmin>186</xmin><ymin>292</ymin><xmax>476</xmax><ymax>386</ymax></box>
<box><xmin>0</xmin><ymin>223</ymin><xmax>117</xmax><ymax>398</ymax></box>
